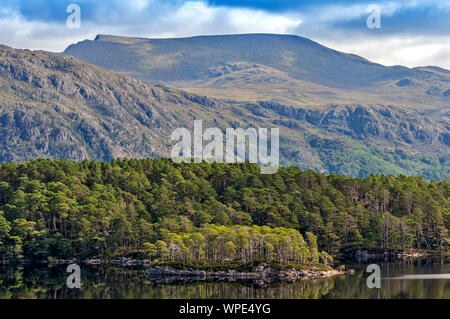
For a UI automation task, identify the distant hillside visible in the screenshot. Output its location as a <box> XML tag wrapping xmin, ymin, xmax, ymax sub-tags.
<box><xmin>64</xmin><ymin>34</ymin><xmax>450</xmax><ymax>112</ymax></box>
<box><xmin>0</xmin><ymin>44</ymin><xmax>449</xmax><ymax>179</ymax></box>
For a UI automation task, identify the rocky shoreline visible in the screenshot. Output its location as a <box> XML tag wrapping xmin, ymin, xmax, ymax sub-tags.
<box><xmin>2</xmin><ymin>249</ymin><xmax>436</xmax><ymax>267</ymax></box>
<box><xmin>0</xmin><ymin>257</ymin><xmax>150</xmax><ymax>267</ymax></box>
<box><xmin>1</xmin><ymin>258</ymin><xmax>352</xmax><ymax>284</ymax></box>
<box><xmin>351</xmin><ymin>249</ymin><xmax>429</xmax><ymax>262</ymax></box>
<box><xmin>146</xmin><ymin>264</ymin><xmax>353</xmax><ymax>284</ymax></box>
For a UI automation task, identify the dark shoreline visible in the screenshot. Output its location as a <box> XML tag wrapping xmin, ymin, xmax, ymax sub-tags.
<box><xmin>145</xmin><ymin>264</ymin><xmax>350</xmax><ymax>284</ymax></box>
<box><xmin>0</xmin><ymin>257</ymin><xmax>149</xmax><ymax>267</ymax></box>
<box><xmin>1</xmin><ymin>249</ymin><xmax>445</xmax><ymax>266</ymax></box>
<box><xmin>343</xmin><ymin>249</ymin><xmax>443</xmax><ymax>263</ymax></box>
<box><xmin>0</xmin><ymin>258</ymin><xmax>350</xmax><ymax>284</ymax></box>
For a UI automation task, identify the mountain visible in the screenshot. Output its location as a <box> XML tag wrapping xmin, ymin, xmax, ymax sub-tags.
<box><xmin>64</xmin><ymin>34</ymin><xmax>450</xmax><ymax>113</ymax></box>
<box><xmin>0</xmin><ymin>44</ymin><xmax>449</xmax><ymax>179</ymax></box>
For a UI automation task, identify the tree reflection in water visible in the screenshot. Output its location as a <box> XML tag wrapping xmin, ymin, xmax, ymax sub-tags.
<box><xmin>0</xmin><ymin>257</ymin><xmax>448</xmax><ymax>299</ymax></box>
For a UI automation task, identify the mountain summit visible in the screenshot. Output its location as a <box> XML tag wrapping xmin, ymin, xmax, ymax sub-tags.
<box><xmin>64</xmin><ymin>33</ymin><xmax>450</xmax><ymax>112</ymax></box>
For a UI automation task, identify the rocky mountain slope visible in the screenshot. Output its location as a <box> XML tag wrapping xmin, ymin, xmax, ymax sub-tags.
<box><xmin>0</xmin><ymin>44</ymin><xmax>448</xmax><ymax>179</ymax></box>
<box><xmin>64</xmin><ymin>34</ymin><xmax>450</xmax><ymax>113</ymax></box>
<box><xmin>0</xmin><ymin>44</ymin><xmax>226</xmax><ymax>162</ymax></box>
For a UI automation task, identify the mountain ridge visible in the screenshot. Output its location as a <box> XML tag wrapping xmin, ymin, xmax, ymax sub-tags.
<box><xmin>64</xmin><ymin>33</ymin><xmax>450</xmax><ymax>112</ymax></box>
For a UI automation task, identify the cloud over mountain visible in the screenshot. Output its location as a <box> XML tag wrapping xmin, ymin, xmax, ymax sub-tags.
<box><xmin>0</xmin><ymin>0</ymin><xmax>449</xmax><ymax>68</ymax></box>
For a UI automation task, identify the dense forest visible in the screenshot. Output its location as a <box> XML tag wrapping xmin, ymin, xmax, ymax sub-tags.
<box><xmin>0</xmin><ymin>159</ymin><xmax>448</xmax><ymax>263</ymax></box>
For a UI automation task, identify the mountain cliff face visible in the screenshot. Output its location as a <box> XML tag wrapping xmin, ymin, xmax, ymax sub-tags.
<box><xmin>241</xmin><ymin>101</ymin><xmax>449</xmax><ymax>178</ymax></box>
<box><xmin>64</xmin><ymin>34</ymin><xmax>450</xmax><ymax>112</ymax></box>
<box><xmin>251</xmin><ymin>102</ymin><xmax>448</xmax><ymax>146</ymax></box>
<box><xmin>0</xmin><ymin>44</ymin><xmax>449</xmax><ymax>179</ymax></box>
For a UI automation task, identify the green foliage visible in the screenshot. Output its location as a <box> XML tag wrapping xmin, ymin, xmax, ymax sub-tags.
<box><xmin>313</xmin><ymin>142</ymin><xmax>450</xmax><ymax>180</ymax></box>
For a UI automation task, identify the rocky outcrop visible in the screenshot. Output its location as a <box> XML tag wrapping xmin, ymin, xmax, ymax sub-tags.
<box><xmin>250</xmin><ymin>102</ymin><xmax>448</xmax><ymax>146</ymax></box>
<box><xmin>145</xmin><ymin>264</ymin><xmax>345</xmax><ymax>284</ymax></box>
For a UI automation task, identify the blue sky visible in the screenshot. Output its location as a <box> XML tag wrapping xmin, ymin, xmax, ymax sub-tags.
<box><xmin>0</xmin><ymin>0</ymin><xmax>449</xmax><ymax>68</ymax></box>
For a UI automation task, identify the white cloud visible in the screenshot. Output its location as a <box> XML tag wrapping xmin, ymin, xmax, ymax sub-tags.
<box><xmin>140</xmin><ymin>1</ymin><xmax>302</xmax><ymax>38</ymax></box>
<box><xmin>0</xmin><ymin>1</ymin><xmax>302</xmax><ymax>51</ymax></box>
<box><xmin>314</xmin><ymin>35</ymin><xmax>450</xmax><ymax>69</ymax></box>
<box><xmin>306</xmin><ymin>0</ymin><xmax>450</xmax><ymax>24</ymax></box>
<box><xmin>0</xmin><ymin>0</ymin><xmax>448</xmax><ymax>70</ymax></box>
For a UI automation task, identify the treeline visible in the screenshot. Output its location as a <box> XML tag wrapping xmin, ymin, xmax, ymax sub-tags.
<box><xmin>0</xmin><ymin>159</ymin><xmax>448</xmax><ymax>261</ymax></box>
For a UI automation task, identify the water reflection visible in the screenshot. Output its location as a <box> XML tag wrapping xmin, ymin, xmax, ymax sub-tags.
<box><xmin>0</xmin><ymin>256</ymin><xmax>448</xmax><ymax>299</ymax></box>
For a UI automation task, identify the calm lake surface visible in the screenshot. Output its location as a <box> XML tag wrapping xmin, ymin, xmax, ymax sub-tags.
<box><xmin>1</xmin><ymin>256</ymin><xmax>448</xmax><ymax>299</ymax></box>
